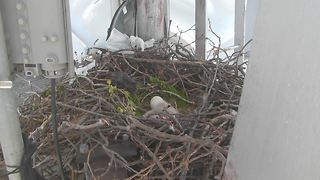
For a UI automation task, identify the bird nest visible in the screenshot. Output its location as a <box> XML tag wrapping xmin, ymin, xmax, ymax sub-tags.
<box><xmin>17</xmin><ymin>41</ymin><xmax>247</xmax><ymax>180</ymax></box>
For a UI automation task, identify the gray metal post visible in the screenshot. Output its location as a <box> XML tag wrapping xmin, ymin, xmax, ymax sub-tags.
<box><xmin>244</xmin><ymin>0</ymin><xmax>260</xmax><ymax>54</ymax></box>
<box><xmin>123</xmin><ymin>0</ymin><xmax>168</xmax><ymax>41</ymax></box>
<box><xmin>195</xmin><ymin>0</ymin><xmax>206</xmax><ymax>60</ymax></box>
<box><xmin>136</xmin><ymin>0</ymin><xmax>168</xmax><ymax>40</ymax></box>
<box><xmin>234</xmin><ymin>0</ymin><xmax>246</xmax><ymax>51</ymax></box>
<box><xmin>0</xmin><ymin>8</ymin><xmax>24</xmax><ymax>180</ymax></box>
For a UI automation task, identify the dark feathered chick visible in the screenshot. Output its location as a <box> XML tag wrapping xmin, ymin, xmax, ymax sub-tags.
<box><xmin>95</xmin><ymin>71</ymin><xmax>136</xmax><ymax>93</ymax></box>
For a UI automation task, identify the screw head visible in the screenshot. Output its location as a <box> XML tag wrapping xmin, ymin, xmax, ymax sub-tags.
<box><xmin>19</xmin><ymin>33</ymin><xmax>27</xmax><ymax>40</ymax></box>
<box><xmin>50</xmin><ymin>35</ymin><xmax>58</xmax><ymax>42</ymax></box>
<box><xmin>18</xmin><ymin>18</ymin><xmax>25</xmax><ymax>25</ymax></box>
<box><xmin>22</xmin><ymin>47</ymin><xmax>29</xmax><ymax>54</ymax></box>
<box><xmin>23</xmin><ymin>58</ymin><xmax>29</xmax><ymax>63</ymax></box>
<box><xmin>16</xmin><ymin>3</ymin><xmax>24</xmax><ymax>10</ymax></box>
<box><xmin>41</xmin><ymin>36</ymin><xmax>48</xmax><ymax>42</ymax></box>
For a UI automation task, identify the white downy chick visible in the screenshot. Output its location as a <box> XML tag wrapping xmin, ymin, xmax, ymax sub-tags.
<box><xmin>149</xmin><ymin>96</ymin><xmax>178</xmax><ymax>132</ymax></box>
<box><xmin>129</xmin><ymin>36</ymin><xmax>145</xmax><ymax>51</ymax></box>
<box><xmin>150</xmin><ymin>96</ymin><xmax>178</xmax><ymax>115</ymax></box>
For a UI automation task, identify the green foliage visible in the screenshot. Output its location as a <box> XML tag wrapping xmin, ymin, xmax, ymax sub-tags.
<box><xmin>148</xmin><ymin>76</ymin><xmax>188</xmax><ymax>108</ymax></box>
<box><xmin>106</xmin><ymin>80</ymin><xmax>137</xmax><ymax>115</ymax></box>
<box><xmin>127</xmin><ymin>82</ymin><xmax>147</xmax><ymax>116</ymax></box>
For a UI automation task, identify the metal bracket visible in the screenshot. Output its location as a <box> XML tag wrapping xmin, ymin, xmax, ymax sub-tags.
<box><xmin>0</xmin><ymin>81</ymin><xmax>13</xmax><ymax>89</ymax></box>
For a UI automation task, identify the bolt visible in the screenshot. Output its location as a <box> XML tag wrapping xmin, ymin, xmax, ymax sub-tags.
<box><xmin>19</xmin><ymin>33</ymin><xmax>27</xmax><ymax>40</ymax></box>
<box><xmin>50</xmin><ymin>35</ymin><xmax>58</xmax><ymax>42</ymax></box>
<box><xmin>23</xmin><ymin>58</ymin><xmax>29</xmax><ymax>63</ymax></box>
<box><xmin>41</xmin><ymin>36</ymin><xmax>48</xmax><ymax>42</ymax></box>
<box><xmin>16</xmin><ymin>3</ymin><xmax>24</xmax><ymax>10</ymax></box>
<box><xmin>22</xmin><ymin>47</ymin><xmax>29</xmax><ymax>54</ymax></box>
<box><xmin>18</xmin><ymin>18</ymin><xmax>25</xmax><ymax>25</ymax></box>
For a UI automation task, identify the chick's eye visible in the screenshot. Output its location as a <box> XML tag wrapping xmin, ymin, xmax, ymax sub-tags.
<box><xmin>167</xmin><ymin>105</ymin><xmax>171</xmax><ymax>108</ymax></box>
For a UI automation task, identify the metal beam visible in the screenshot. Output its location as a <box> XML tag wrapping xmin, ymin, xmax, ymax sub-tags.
<box><xmin>195</xmin><ymin>0</ymin><xmax>206</xmax><ymax>60</ymax></box>
<box><xmin>135</xmin><ymin>0</ymin><xmax>168</xmax><ymax>40</ymax></box>
<box><xmin>224</xmin><ymin>0</ymin><xmax>320</xmax><ymax>179</ymax></box>
<box><xmin>234</xmin><ymin>0</ymin><xmax>246</xmax><ymax>51</ymax></box>
<box><xmin>244</xmin><ymin>0</ymin><xmax>260</xmax><ymax>54</ymax></box>
<box><xmin>0</xmin><ymin>8</ymin><xmax>24</xmax><ymax>180</ymax></box>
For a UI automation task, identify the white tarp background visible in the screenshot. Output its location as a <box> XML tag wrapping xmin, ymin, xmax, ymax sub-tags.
<box><xmin>69</xmin><ymin>0</ymin><xmax>237</xmax><ymax>58</ymax></box>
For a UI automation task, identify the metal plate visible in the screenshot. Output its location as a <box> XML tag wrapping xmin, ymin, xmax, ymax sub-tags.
<box><xmin>0</xmin><ymin>0</ymin><xmax>73</xmax><ymax>78</ymax></box>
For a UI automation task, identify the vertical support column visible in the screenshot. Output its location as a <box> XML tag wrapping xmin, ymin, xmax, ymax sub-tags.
<box><xmin>234</xmin><ymin>0</ymin><xmax>246</xmax><ymax>52</ymax></box>
<box><xmin>0</xmin><ymin>8</ymin><xmax>24</xmax><ymax>180</ymax></box>
<box><xmin>135</xmin><ymin>0</ymin><xmax>168</xmax><ymax>40</ymax></box>
<box><xmin>165</xmin><ymin>0</ymin><xmax>170</xmax><ymax>38</ymax></box>
<box><xmin>62</xmin><ymin>0</ymin><xmax>75</xmax><ymax>78</ymax></box>
<box><xmin>234</xmin><ymin>0</ymin><xmax>246</xmax><ymax>63</ymax></box>
<box><xmin>234</xmin><ymin>0</ymin><xmax>245</xmax><ymax>49</ymax></box>
<box><xmin>244</xmin><ymin>0</ymin><xmax>260</xmax><ymax>55</ymax></box>
<box><xmin>224</xmin><ymin>0</ymin><xmax>320</xmax><ymax>179</ymax></box>
<box><xmin>195</xmin><ymin>0</ymin><xmax>206</xmax><ymax>60</ymax></box>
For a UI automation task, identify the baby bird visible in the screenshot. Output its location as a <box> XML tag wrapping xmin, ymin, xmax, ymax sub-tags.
<box><xmin>144</xmin><ymin>96</ymin><xmax>178</xmax><ymax>118</ymax></box>
<box><xmin>94</xmin><ymin>71</ymin><xmax>136</xmax><ymax>93</ymax></box>
<box><xmin>129</xmin><ymin>36</ymin><xmax>145</xmax><ymax>51</ymax></box>
<box><xmin>150</xmin><ymin>96</ymin><xmax>178</xmax><ymax>115</ymax></box>
<box><xmin>109</xmin><ymin>71</ymin><xmax>136</xmax><ymax>93</ymax></box>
